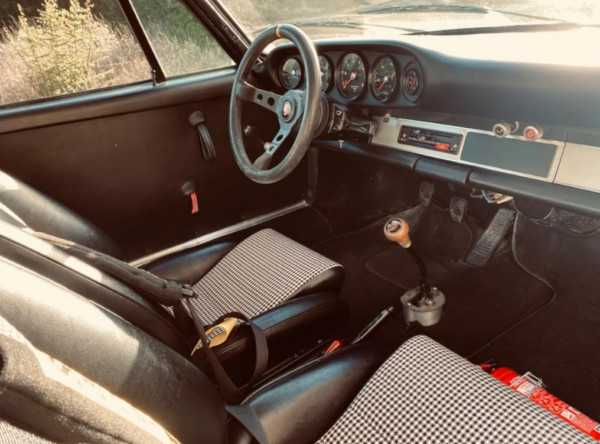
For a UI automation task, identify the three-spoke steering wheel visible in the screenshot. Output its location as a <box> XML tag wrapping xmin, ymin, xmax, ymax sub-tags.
<box><xmin>229</xmin><ymin>25</ymin><xmax>321</xmax><ymax>184</ymax></box>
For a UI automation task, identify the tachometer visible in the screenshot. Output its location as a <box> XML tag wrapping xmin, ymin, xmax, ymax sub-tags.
<box><xmin>318</xmin><ymin>55</ymin><xmax>332</xmax><ymax>92</ymax></box>
<box><xmin>337</xmin><ymin>53</ymin><xmax>366</xmax><ymax>100</ymax></box>
<box><xmin>370</xmin><ymin>56</ymin><xmax>397</xmax><ymax>102</ymax></box>
<box><xmin>280</xmin><ymin>58</ymin><xmax>302</xmax><ymax>89</ymax></box>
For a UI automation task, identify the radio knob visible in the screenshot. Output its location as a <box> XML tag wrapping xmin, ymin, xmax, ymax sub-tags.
<box><xmin>493</xmin><ymin>122</ymin><xmax>512</xmax><ymax>138</ymax></box>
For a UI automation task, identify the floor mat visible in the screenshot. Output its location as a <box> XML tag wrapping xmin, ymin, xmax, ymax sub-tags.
<box><xmin>314</xmin><ymin>209</ymin><xmax>553</xmax><ymax>357</ymax></box>
<box><xmin>366</xmin><ymin>204</ymin><xmax>473</xmax><ymax>288</ymax></box>
<box><xmin>471</xmin><ymin>214</ymin><xmax>600</xmax><ymax>421</ymax></box>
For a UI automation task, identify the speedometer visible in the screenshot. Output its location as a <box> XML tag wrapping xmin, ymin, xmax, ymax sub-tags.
<box><xmin>370</xmin><ymin>56</ymin><xmax>397</xmax><ymax>102</ymax></box>
<box><xmin>337</xmin><ymin>53</ymin><xmax>366</xmax><ymax>100</ymax></box>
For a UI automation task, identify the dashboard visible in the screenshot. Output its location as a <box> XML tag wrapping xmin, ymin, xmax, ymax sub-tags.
<box><xmin>252</xmin><ymin>30</ymin><xmax>600</xmax><ymax>219</ymax></box>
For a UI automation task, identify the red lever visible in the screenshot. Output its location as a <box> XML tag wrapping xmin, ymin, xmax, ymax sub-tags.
<box><xmin>190</xmin><ymin>192</ymin><xmax>199</xmax><ymax>214</ymax></box>
<box><xmin>324</xmin><ymin>340</ymin><xmax>343</xmax><ymax>355</ymax></box>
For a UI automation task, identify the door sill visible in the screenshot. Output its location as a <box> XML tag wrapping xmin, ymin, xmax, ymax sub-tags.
<box><xmin>129</xmin><ymin>200</ymin><xmax>309</xmax><ymax>267</ymax></box>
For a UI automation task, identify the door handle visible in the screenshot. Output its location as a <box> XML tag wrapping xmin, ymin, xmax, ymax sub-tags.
<box><xmin>189</xmin><ymin>111</ymin><xmax>216</xmax><ymax>162</ymax></box>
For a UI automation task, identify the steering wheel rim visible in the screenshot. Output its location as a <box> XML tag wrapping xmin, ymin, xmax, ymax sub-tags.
<box><xmin>229</xmin><ymin>25</ymin><xmax>321</xmax><ymax>184</ymax></box>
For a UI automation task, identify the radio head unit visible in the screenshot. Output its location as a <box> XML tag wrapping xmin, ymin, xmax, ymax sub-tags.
<box><xmin>399</xmin><ymin>126</ymin><xmax>462</xmax><ymax>154</ymax></box>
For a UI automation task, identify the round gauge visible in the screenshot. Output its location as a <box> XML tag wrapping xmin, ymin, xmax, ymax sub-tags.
<box><xmin>402</xmin><ymin>62</ymin><xmax>423</xmax><ymax>102</ymax></box>
<box><xmin>370</xmin><ymin>56</ymin><xmax>397</xmax><ymax>102</ymax></box>
<box><xmin>318</xmin><ymin>55</ymin><xmax>332</xmax><ymax>92</ymax></box>
<box><xmin>337</xmin><ymin>53</ymin><xmax>367</xmax><ymax>100</ymax></box>
<box><xmin>280</xmin><ymin>58</ymin><xmax>302</xmax><ymax>89</ymax></box>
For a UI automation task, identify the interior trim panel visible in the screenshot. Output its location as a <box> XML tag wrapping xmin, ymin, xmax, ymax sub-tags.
<box><xmin>0</xmin><ymin>68</ymin><xmax>236</xmax><ymax>135</ymax></box>
<box><xmin>555</xmin><ymin>143</ymin><xmax>600</xmax><ymax>194</ymax></box>
<box><xmin>371</xmin><ymin>116</ymin><xmax>565</xmax><ymax>183</ymax></box>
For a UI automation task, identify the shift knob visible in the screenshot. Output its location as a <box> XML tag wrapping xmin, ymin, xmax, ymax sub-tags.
<box><xmin>384</xmin><ymin>218</ymin><xmax>411</xmax><ymax>248</ymax></box>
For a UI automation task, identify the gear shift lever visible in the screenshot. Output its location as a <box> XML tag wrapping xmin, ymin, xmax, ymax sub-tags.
<box><xmin>384</xmin><ymin>218</ymin><xmax>445</xmax><ymax>327</ymax></box>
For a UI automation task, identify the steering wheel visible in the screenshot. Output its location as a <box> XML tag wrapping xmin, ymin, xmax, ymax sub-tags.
<box><xmin>229</xmin><ymin>25</ymin><xmax>322</xmax><ymax>184</ymax></box>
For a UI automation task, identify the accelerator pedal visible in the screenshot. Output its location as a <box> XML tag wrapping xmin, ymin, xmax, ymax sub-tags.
<box><xmin>466</xmin><ymin>207</ymin><xmax>515</xmax><ymax>267</ymax></box>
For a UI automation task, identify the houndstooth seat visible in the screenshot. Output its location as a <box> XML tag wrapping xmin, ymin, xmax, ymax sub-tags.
<box><xmin>185</xmin><ymin>229</ymin><xmax>342</xmax><ymax>325</ymax></box>
<box><xmin>315</xmin><ymin>335</ymin><xmax>595</xmax><ymax>444</ymax></box>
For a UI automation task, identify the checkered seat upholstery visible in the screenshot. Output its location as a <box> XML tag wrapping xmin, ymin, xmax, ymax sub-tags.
<box><xmin>185</xmin><ymin>229</ymin><xmax>342</xmax><ymax>325</ymax></box>
<box><xmin>316</xmin><ymin>336</ymin><xmax>595</xmax><ymax>444</ymax></box>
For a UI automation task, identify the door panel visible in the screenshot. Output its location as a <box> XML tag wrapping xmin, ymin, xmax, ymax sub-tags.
<box><xmin>0</xmin><ymin>73</ymin><xmax>307</xmax><ymax>259</ymax></box>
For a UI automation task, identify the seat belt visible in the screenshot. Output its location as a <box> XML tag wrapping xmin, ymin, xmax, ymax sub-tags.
<box><xmin>33</xmin><ymin>233</ymin><xmax>270</xmax><ymax>404</ymax></box>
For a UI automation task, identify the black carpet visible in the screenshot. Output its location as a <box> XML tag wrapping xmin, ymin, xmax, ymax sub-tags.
<box><xmin>314</xmin><ymin>208</ymin><xmax>553</xmax><ymax>358</ymax></box>
<box><xmin>367</xmin><ymin>204</ymin><xmax>474</xmax><ymax>288</ymax></box>
<box><xmin>471</xmin><ymin>214</ymin><xmax>600</xmax><ymax>421</ymax></box>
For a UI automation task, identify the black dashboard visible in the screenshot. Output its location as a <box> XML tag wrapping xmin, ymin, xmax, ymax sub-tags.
<box><xmin>251</xmin><ymin>29</ymin><xmax>600</xmax><ymax>219</ymax></box>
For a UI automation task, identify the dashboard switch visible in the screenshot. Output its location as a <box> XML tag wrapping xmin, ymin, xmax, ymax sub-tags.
<box><xmin>524</xmin><ymin>125</ymin><xmax>543</xmax><ymax>141</ymax></box>
<box><xmin>492</xmin><ymin>122</ymin><xmax>512</xmax><ymax>138</ymax></box>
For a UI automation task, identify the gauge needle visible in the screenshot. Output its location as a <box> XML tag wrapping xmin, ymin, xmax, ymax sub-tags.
<box><xmin>377</xmin><ymin>77</ymin><xmax>387</xmax><ymax>92</ymax></box>
<box><xmin>410</xmin><ymin>77</ymin><xmax>418</xmax><ymax>89</ymax></box>
<box><xmin>343</xmin><ymin>72</ymin><xmax>358</xmax><ymax>89</ymax></box>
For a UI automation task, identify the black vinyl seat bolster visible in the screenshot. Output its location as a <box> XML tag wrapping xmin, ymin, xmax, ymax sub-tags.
<box><xmin>192</xmin><ymin>293</ymin><xmax>350</xmax><ymax>387</ymax></box>
<box><xmin>0</xmin><ymin>170</ymin><xmax>122</xmax><ymax>258</ymax></box>
<box><xmin>0</xmin><ymin>257</ymin><xmax>228</xmax><ymax>444</ymax></box>
<box><xmin>227</xmin><ymin>343</ymin><xmax>387</xmax><ymax>444</ymax></box>
<box><xmin>0</xmin><ymin>221</ymin><xmax>191</xmax><ymax>355</ymax></box>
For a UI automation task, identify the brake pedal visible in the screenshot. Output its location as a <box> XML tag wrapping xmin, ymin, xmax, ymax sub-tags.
<box><xmin>419</xmin><ymin>181</ymin><xmax>435</xmax><ymax>206</ymax></box>
<box><xmin>449</xmin><ymin>197</ymin><xmax>468</xmax><ymax>224</ymax></box>
<box><xmin>466</xmin><ymin>208</ymin><xmax>515</xmax><ymax>267</ymax></box>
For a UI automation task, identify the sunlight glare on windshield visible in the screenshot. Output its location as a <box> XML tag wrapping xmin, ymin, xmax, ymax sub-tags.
<box><xmin>218</xmin><ymin>0</ymin><xmax>600</xmax><ymax>41</ymax></box>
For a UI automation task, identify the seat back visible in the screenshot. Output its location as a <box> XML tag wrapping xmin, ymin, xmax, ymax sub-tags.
<box><xmin>0</xmin><ymin>255</ymin><xmax>227</xmax><ymax>443</ymax></box>
<box><xmin>0</xmin><ymin>218</ymin><xmax>191</xmax><ymax>352</ymax></box>
<box><xmin>0</xmin><ymin>169</ymin><xmax>121</xmax><ymax>258</ymax></box>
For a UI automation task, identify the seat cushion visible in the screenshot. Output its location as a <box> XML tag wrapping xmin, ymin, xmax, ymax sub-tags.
<box><xmin>317</xmin><ymin>336</ymin><xmax>595</xmax><ymax>443</ymax></box>
<box><xmin>185</xmin><ymin>229</ymin><xmax>343</xmax><ymax>324</ymax></box>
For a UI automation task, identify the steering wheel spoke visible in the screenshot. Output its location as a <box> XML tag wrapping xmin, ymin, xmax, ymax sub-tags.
<box><xmin>236</xmin><ymin>81</ymin><xmax>281</xmax><ymax>113</ymax></box>
<box><xmin>252</xmin><ymin>125</ymin><xmax>292</xmax><ymax>170</ymax></box>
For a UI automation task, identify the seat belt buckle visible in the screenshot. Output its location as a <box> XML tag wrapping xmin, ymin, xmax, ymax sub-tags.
<box><xmin>191</xmin><ymin>317</ymin><xmax>240</xmax><ymax>356</ymax></box>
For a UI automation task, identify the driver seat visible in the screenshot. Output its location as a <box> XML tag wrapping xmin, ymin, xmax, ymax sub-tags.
<box><xmin>0</xmin><ymin>169</ymin><xmax>345</xmax><ymax>367</ymax></box>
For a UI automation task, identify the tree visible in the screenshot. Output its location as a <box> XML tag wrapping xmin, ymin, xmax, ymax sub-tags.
<box><xmin>13</xmin><ymin>0</ymin><xmax>112</xmax><ymax>96</ymax></box>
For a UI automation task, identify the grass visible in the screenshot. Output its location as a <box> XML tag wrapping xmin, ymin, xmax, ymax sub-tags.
<box><xmin>0</xmin><ymin>0</ymin><xmax>232</xmax><ymax>107</ymax></box>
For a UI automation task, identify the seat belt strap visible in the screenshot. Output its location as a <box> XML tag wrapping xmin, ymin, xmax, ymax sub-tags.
<box><xmin>226</xmin><ymin>405</ymin><xmax>269</xmax><ymax>444</ymax></box>
<box><xmin>35</xmin><ymin>232</ymin><xmax>270</xmax><ymax>404</ymax></box>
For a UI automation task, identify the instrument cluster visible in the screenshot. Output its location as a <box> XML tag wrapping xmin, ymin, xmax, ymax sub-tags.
<box><xmin>277</xmin><ymin>51</ymin><xmax>424</xmax><ymax>105</ymax></box>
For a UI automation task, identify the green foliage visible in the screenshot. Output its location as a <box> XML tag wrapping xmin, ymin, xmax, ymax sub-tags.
<box><xmin>0</xmin><ymin>0</ymin><xmax>232</xmax><ymax>106</ymax></box>
<box><xmin>14</xmin><ymin>0</ymin><xmax>112</xmax><ymax>96</ymax></box>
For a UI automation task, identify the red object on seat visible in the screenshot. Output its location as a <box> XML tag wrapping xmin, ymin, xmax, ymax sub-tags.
<box><xmin>190</xmin><ymin>192</ymin><xmax>199</xmax><ymax>214</ymax></box>
<box><xmin>492</xmin><ymin>367</ymin><xmax>600</xmax><ymax>441</ymax></box>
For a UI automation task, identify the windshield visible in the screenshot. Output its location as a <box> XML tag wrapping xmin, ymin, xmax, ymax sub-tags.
<box><xmin>219</xmin><ymin>0</ymin><xmax>600</xmax><ymax>42</ymax></box>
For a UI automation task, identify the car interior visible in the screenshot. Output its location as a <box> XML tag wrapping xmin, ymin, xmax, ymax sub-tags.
<box><xmin>1</xmin><ymin>0</ymin><xmax>600</xmax><ymax>443</ymax></box>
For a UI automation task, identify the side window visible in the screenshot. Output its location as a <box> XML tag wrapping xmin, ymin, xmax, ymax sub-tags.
<box><xmin>0</xmin><ymin>0</ymin><xmax>233</xmax><ymax>108</ymax></box>
<box><xmin>0</xmin><ymin>0</ymin><xmax>150</xmax><ymax>106</ymax></box>
<box><xmin>130</xmin><ymin>0</ymin><xmax>233</xmax><ymax>77</ymax></box>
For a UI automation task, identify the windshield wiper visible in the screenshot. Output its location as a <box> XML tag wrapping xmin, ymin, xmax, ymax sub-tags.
<box><xmin>410</xmin><ymin>21</ymin><xmax>600</xmax><ymax>35</ymax></box>
<box><xmin>286</xmin><ymin>18</ymin><xmax>420</xmax><ymax>34</ymax></box>
<box><xmin>357</xmin><ymin>2</ymin><xmax>562</xmax><ymax>24</ymax></box>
